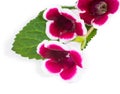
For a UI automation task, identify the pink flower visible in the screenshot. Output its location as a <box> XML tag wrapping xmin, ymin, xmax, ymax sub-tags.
<box><xmin>43</xmin><ymin>7</ymin><xmax>85</xmax><ymax>41</ymax></box>
<box><xmin>77</xmin><ymin>0</ymin><xmax>119</xmax><ymax>25</ymax></box>
<box><xmin>37</xmin><ymin>40</ymin><xmax>82</xmax><ymax>80</ymax></box>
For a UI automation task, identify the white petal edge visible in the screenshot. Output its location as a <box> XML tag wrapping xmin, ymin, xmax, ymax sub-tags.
<box><xmin>61</xmin><ymin>8</ymin><xmax>87</xmax><ymax>35</ymax></box>
<box><xmin>59</xmin><ymin>33</ymin><xmax>77</xmax><ymax>43</ymax></box>
<box><xmin>43</xmin><ymin>6</ymin><xmax>62</xmax><ymax>20</ymax></box>
<box><xmin>92</xmin><ymin>14</ymin><xmax>112</xmax><ymax>29</ymax></box>
<box><xmin>44</xmin><ymin>40</ymin><xmax>69</xmax><ymax>51</ymax></box>
<box><xmin>36</xmin><ymin>40</ymin><xmax>49</xmax><ymax>54</ymax></box>
<box><xmin>45</xmin><ymin>21</ymin><xmax>58</xmax><ymax>40</ymax></box>
<box><xmin>44</xmin><ymin>7</ymin><xmax>87</xmax><ymax>37</ymax></box>
<box><xmin>41</xmin><ymin>59</ymin><xmax>59</xmax><ymax>76</ymax></box>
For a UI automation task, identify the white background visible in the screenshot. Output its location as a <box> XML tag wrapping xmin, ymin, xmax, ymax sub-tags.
<box><xmin>0</xmin><ymin>0</ymin><xmax>120</xmax><ymax>94</ymax></box>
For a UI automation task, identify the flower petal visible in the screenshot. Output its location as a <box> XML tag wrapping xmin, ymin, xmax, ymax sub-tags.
<box><xmin>44</xmin><ymin>41</ymin><xmax>69</xmax><ymax>51</ymax></box>
<box><xmin>60</xmin><ymin>65</ymin><xmax>76</xmax><ymax>80</ymax></box>
<box><xmin>59</xmin><ymin>31</ymin><xmax>75</xmax><ymax>40</ymax></box>
<box><xmin>70</xmin><ymin>50</ymin><xmax>82</xmax><ymax>68</ymax></box>
<box><xmin>74</xmin><ymin>22</ymin><xmax>84</xmax><ymax>36</ymax></box>
<box><xmin>77</xmin><ymin>0</ymin><xmax>92</xmax><ymax>11</ymax></box>
<box><xmin>45</xmin><ymin>59</ymin><xmax>62</xmax><ymax>73</ymax></box>
<box><xmin>105</xmin><ymin>0</ymin><xmax>119</xmax><ymax>14</ymax></box>
<box><xmin>46</xmin><ymin>44</ymin><xmax>65</xmax><ymax>51</ymax></box>
<box><xmin>46</xmin><ymin>21</ymin><xmax>59</xmax><ymax>40</ymax></box>
<box><xmin>44</xmin><ymin>8</ymin><xmax>60</xmax><ymax>20</ymax></box>
<box><xmin>93</xmin><ymin>15</ymin><xmax>108</xmax><ymax>25</ymax></box>
<box><xmin>61</xmin><ymin>8</ymin><xmax>81</xmax><ymax>21</ymax></box>
<box><xmin>61</xmin><ymin>12</ymin><xmax>76</xmax><ymax>21</ymax></box>
<box><xmin>80</xmin><ymin>12</ymin><xmax>94</xmax><ymax>25</ymax></box>
<box><xmin>37</xmin><ymin>41</ymin><xmax>51</xmax><ymax>58</ymax></box>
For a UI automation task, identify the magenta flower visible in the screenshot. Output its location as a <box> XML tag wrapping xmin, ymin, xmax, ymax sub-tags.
<box><xmin>77</xmin><ymin>0</ymin><xmax>119</xmax><ymax>25</ymax></box>
<box><xmin>37</xmin><ymin>40</ymin><xmax>82</xmax><ymax>80</ymax></box>
<box><xmin>43</xmin><ymin>7</ymin><xmax>85</xmax><ymax>41</ymax></box>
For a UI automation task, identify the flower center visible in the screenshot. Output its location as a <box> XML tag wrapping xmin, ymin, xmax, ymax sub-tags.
<box><xmin>50</xmin><ymin>50</ymin><xmax>69</xmax><ymax>61</ymax></box>
<box><xmin>90</xmin><ymin>1</ymin><xmax>107</xmax><ymax>16</ymax></box>
<box><xmin>55</xmin><ymin>15</ymin><xmax>75</xmax><ymax>31</ymax></box>
<box><xmin>49</xmin><ymin>50</ymin><xmax>75</xmax><ymax>67</ymax></box>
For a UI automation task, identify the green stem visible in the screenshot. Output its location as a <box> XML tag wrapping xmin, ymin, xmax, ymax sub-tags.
<box><xmin>73</xmin><ymin>26</ymin><xmax>95</xmax><ymax>50</ymax></box>
<box><xmin>74</xmin><ymin>26</ymin><xmax>94</xmax><ymax>42</ymax></box>
<box><xmin>85</xmin><ymin>26</ymin><xmax>94</xmax><ymax>38</ymax></box>
<box><xmin>62</xmin><ymin>6</ymin><xmax>76</xmax><ymax>9</ymax></box>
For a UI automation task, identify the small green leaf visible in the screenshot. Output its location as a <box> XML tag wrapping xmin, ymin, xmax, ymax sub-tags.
<box><xmin>74</xmin><ymin>25</ymin><xmax>97</xmax><ymax>50</ymax></box>
<box><xmin>83</xmin><ymin>27</ymin><xmax>97</xmax><ymax>49</ymax></box>
<box><xmin>12</xmin><ymin>10</ymin><xmax>49</xmax><ymax>59</ymax></box>
<box><xmin>62</xmin><ymin>6</ymin><xmax>76</xmax><ymax>9</ymax></box>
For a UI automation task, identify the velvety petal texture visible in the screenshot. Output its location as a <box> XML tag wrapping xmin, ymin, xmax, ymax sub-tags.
<box><xmin>45</xmin><ymin>59</ymin><xmax>62</xmax><ymax>73</ymax></box>
<box><xmin>60</xmin><ymin>65</ymin><xmax>76</xmax><ymax>80</ymax></box>
<box><xmin>43</xmin><ymin>7</ymin><xmax>84</xmax><ymax>41</ymax></box>
<box><xmin>77</xmin><ymin>0</ymin><xmax>119</xmax><ymax>25</ymax></box>
<box><xmin>37</xmin><ymin>40</ymin><xmax>82</xmax><ymax>80</ymax></box>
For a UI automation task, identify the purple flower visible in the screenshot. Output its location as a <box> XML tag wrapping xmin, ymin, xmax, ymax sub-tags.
<box><xmin>37</xmin><ymin>40</ymin><xmax>82</xmax><ymax>80</ymax></box>
<box><xmin>77</xmin><ymin>0</ymin><xmax>119</xmax><ymax>25</ymax></box>
<box><xmin>43</xmin><ymin>7</ymin><xmax>85</xmax><ymax>41</ymax></box>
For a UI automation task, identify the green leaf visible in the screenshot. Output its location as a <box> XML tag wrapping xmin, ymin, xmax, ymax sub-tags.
<box><xmin>83</xmin><ymin>26</ymin><xmax>97</xmax><ymax>49</ymax></box>
<box><xmin>73</xmin><ymin>25</ymin><xmax>97</xmax><ymax>50</ymax></box>
<box><xmin>62</xmin><ymin>6</ymin><xmax>76</xmax><ymax>9</ymax></box>
<box><xmin>12</xmin><ymin>10</ymin><xmax>49</xmax><ymax>59</ymax></box>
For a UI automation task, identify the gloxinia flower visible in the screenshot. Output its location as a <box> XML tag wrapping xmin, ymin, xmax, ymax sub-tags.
<box><xmin>43</xmin><ymin>7</ymin><xmax>85</xmax><ymax>42</ymax></box>
<box><xmin>37</xmin><ymin>40</ymin><xmax>82</xmax><ymax>80</ymax></box>
<box><xmin>77</xmin><ymin>0</ymin><xmax>119</xmax><ymax>25</ymax></box>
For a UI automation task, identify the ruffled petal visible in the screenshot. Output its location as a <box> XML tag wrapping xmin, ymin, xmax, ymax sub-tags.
<box><xmin>105</xmin><ymin>0</ymin><xmax>119</xmax><ymax>14</ymax></box>
<box><xmin>46</xmin><ymin>22</ymin><xmax>60</xmax><ymax>39</ymax></box>
<box><xmin>60</xmin><ymin>65</ymin><xmax>76</xmax><ymax>80</ymax></box>
<box><xmin>46</xmin><ymin>44</ymin><xmax>65</xmax><ymax>51</ymax></box>
<box><xmin>44</xmin><ymin>41</ymin><xmax>69</xmax><ymax>51</ymax></box>
<box><xmin>37</xmin><ymin>41</ymin><xmax>51</xmax><ymax>58</ymax></box>
<box><xmin>70</xmin><ymin>50</ymin><xmax>82</xmax><ymax>68</ymax></box>
<box><xmin>37</xmin><ymin>40</ymin><xmax>66</xmax><ymax>58</ymax></box>
<box><xmin>74</xmin><ymin>22</ymin><xmax>83</xmax><ymax>36</ymax></box>
<box><xmin>61</xmin><ymin>12</ymin><xmax>76</xmax><ymax>21</ymax></box>
<box><xmin>77</xmin><ymin>0</ymin><xmax>93</xmax><ymax>11</ymax></box>
<box><xmin>59</xmin><ymin>31</ymin><xmax>75</xmax><ymax>40</ymax></box>
<box><xmin>44</xmin><ymin>8</ymin><xmax>60</xmax><ymax>20</ymax></box>
<box><xmin>80</xmin><ymin>12</ymin><xmax>94</xmax><ymax>25</ymax></box>
<box><xmin>45</xmin><ymin>59</ymin><xmax>62</xmax><ymax>73</ymax></box>
<box><xmin>93</xmin><ymin>15</ymin><xmax>108</xmax><ymax>25</ymax></box>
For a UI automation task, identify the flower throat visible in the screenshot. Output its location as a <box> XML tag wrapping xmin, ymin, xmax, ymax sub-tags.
<box><xmin>91</xmin><ymin>1</ymin><xmax>107</xmax><ymax>16</ymax></box>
